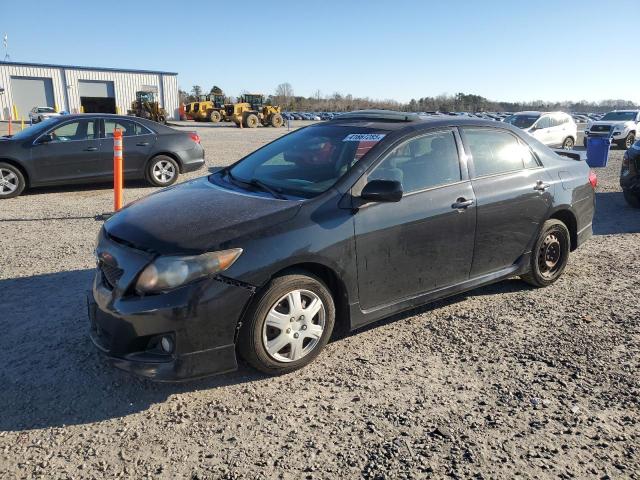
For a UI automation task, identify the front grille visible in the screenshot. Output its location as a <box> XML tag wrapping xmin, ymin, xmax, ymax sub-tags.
<box><xmin>100</xmin><ymin>262</ymin><xmax>123</xmax><ymax>289</ymax></box>
<box><xmin>591</xmin><ymin>124</ymin><xmax>611</xmax><ymax>133</ymax></box>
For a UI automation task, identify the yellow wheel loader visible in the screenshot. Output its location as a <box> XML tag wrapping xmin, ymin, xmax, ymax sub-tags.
<box><xmin>185</xmin><ymin>93</ymin><xmax>227</xmax><ymax>122</ymax></box>
<box><xmin>225</xmin><ymin>94</ymin><xmax>284</xmax><ymax>128</ymax></box>
<box><xmin>127</xmin><ymin>91</ymin><xmax>167</xmax><ymax>124</ymax></box>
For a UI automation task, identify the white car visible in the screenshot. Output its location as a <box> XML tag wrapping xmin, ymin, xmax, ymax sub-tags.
<box><xmin>28</xmin><ymin>107</ymin><xmax>61</xmax><ymax>123</ymax></box>
<box><xmin>584</xmin><ymin>110</ymin><xmax>639</xmax><ymax>149</ymax></box>
<box><xmin>504</xmin><ymin>111</ymin><xmax>577</xmax><ymax>149</ymax></box>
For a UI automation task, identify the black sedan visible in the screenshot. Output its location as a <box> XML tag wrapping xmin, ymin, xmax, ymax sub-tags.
<box><xmin>621</xmin><ymin>138</ymin><xmax>640</xmax><ymax>208</ymax></box>
<box><xmin>88</xmin><ymin>110</ymin><xmax>596</xmax><ymax>380</ymax></box>
<box><xmin>0</xmin><ymin>114</ymin><xmax>204</xmax><ymax>198</ymax></box>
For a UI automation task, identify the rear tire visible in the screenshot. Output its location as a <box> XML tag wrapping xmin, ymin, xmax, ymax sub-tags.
<box><xmin>521</xmin><ymin>219</ymin><xmax>571</xmax><ymax>288</ymax></box>
<box><xmin>238</xmin><ymin>272</ymin><xmax>335</xmax><ymax>375</ymax></box>
<box><xmin>0</xmin><ymin>162</ymin><xmax>26</xmax><ymax>199</ymax></box>
<box><xmin>146</xmin><ymin>155</ymin><xmax>179</xmax><ymax>187</ymax></box>
<box><xmin>623</xmin><ymin>190</ymin><xmax>640</xmax><ymax>208</ymax></box>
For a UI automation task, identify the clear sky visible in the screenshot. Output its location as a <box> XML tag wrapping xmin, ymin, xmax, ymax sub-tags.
<box><xmin>1</xmin><ymin>0</ymin><xmax>638</xmax><ymax>104</ymax></box>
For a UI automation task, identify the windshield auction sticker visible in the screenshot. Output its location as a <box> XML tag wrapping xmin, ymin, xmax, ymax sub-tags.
<box><xmin>343</xmin><ymin>133</ymin><xmax>386</xmax><ymax>142</ymax></box>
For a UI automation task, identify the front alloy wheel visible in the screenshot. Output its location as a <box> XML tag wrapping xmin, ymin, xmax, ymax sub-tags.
<box><xmin>0</xmin><ymin>163</ymin><xmax>26</xmax><ymax>199</ymax></box>
<box><xmin>238</xmin><ymin>272</ymin><xmax>335</xmax><ymax>374</ymax></box>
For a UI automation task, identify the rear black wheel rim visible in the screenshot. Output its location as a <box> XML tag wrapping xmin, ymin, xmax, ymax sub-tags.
<box><xmin>538</xmin><ymin>231</ymin><xmax>564</xmax><ymax>279</ymax></box>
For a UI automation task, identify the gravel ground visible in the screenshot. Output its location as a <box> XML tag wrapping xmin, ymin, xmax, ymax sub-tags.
<box><xmin>0</xmin><ymin>121</ymin><xmax>638</xmax><ymax>479</ymax></box>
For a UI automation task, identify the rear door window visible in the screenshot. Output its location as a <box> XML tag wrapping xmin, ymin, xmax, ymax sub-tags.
<box><xmin>463</xmin><ymin>128</ymin><xmax>531</xmax><ymax>177</ymax></box>
<box><xmin>104</xmin><ymin>119</ymin><xmax>152</xmax><ymax>137</ymax></box>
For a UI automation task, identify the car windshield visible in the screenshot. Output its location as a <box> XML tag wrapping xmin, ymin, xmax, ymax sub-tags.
<box><xmin>224</xmin><ymin>125</ymin><xmax>389</xmax><ymax>198</ymax></box>
<box><xmin>600</xmin><ymin>111</ymin><xmax>637</xmax><ymax>121</ymax></box>
<box><xmin>504</xmin><ymin>114</ymin><xmax>540</xmax><ymax>129</ymax></box>
<box><xmin>37</xmin><ymin>107</ymin><xmax>55</xmax><ymax>113</ymax></box>
<box><xmin>5</xmin><ymin>117</ymin><xmax>59</xmax><ymax>140</ymax></box>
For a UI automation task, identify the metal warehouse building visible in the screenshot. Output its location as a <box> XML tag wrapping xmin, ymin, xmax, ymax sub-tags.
<box><xmin>0</xmin><ymin>61</ymin><xmax>179</xmax><ymax>121</ymax></box>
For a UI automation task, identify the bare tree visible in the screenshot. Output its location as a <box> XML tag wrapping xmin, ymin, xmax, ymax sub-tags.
<box><xmin>274</xmin><ymin>83</ymin><xmax>294</xmax><ymax>108</ymax></box>
<box><xmin>191</xmin><ymin>85</ymin><xmax>203</xmax><ymax>98</ymax></box>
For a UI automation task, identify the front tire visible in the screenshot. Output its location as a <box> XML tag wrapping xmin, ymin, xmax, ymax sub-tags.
<box><xmin>0</xmin><ymin>163</ymin><xmax>26</xmax><ymax>199</ymax></box>
<box><xmin>623</xmin><ymin>190</ymin><xmax>640</xmax><ymax>208</ymax></box>
<box><xmin>146</xmin><ymin>155</ymin><xmax>179</xmax><ymax>187</ymax></box>
<box><xmin>562</xmin><ymin>137</ymin><xmax>574</xmax><ymax>150</ymax></box>
<box><xmin>243</xmin><ymin>113</ymin><xmax>259</xmax><ymax>128</ymax></box>
<box><xmin>270</xmin><ymin>113</ymin><xmax>284</xmax><ymax>128</ymax></box>
<box><xmin>620</xmin><ymin>132</ymin><xmax>636</xmax><ymax>150</ymax></box>
<box><xmin>521</xmin><ymin>219</ymin><xmax>571</xmax><ymax>287</ymax></box>
<box><xmin>238</xmin><ymin>272</ymin><xmax>335</xmax><ymax>375</ymax></box>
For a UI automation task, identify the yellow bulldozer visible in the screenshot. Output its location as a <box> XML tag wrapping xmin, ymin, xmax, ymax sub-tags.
<box><xmin>127</xmin><ymin>91</ymin><xmax>167</xmax><ymax>124</ymax></box>
<box><xmin>225</xmin><ymin>94</ymin><xmax>284</xmax><ymax>128</ymax></box>
<box><xmin>185</xmin><ymin>93</ymin><xmax>227</xmax><ymax>123</ymax></box>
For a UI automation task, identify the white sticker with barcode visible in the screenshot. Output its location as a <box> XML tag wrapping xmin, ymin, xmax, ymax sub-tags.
<box><xmin>343</xmin><ymin>133</ymin><xmax>386</xmax><ymax>142</ymax></box>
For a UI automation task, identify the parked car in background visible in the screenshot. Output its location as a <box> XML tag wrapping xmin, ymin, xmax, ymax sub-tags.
<box><xmin>620</xmin><ymin>138</ymin><xmax>640</xmax><ymax>208</ymax></box>
<box><xmin>0</xmin><ymin>114</ymin><xmax>204</xmax><ymax>199</ymax></box>
<box><xmin>504</xmin><ymin>111</ymin><xmax>577</xmax><ymax>149</ymax></box>
<box><xmin>28</xmin><ymin>106</ymin><xmax>61</xmax><ymax>123</ymax></box>
<box><xmin>88</xmin><ymin>110</ymin><xmax>595</xmax><ymax>380</ymax></box>
<box><xmin>584</xmin><ymin>110</ymin><xmax>639</xmax><ymax>149</ymax></box>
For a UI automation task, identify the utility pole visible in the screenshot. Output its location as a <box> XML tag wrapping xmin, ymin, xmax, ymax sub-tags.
<box><xmin>2</xmin><ymin>34</ymin><xmax>10</xmax><ymax>62</ymax></box>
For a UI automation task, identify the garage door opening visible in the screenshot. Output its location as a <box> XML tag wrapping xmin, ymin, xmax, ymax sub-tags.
<box><xmin>80</xmin><ymin>96</ymin><xmax>116</xmax><ymax>113</ymax></box>
<box><xmin>78</xmin><ymin>80</ymin><xmax>116</xmax><ymax>114</ymax></box>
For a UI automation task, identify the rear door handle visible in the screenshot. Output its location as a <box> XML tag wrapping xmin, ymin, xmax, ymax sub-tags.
<box><xmin>136</xmin><ymin>142</ymin><xmax>150</xmax><ymax>146</ymax></box>
<box><xmin>534</xmin><ymin>180</ymin><xmax>550</xmax><ymax>191</ymax></box>
<box><xmin>451</xmin><ymin>198</ymin><xmax>474</xmax><ymax>209</ymax></box>
<box><xmin>84</xmin><ymin>146</ymin><xmax>98</xmax><ymax>151</ymax></box>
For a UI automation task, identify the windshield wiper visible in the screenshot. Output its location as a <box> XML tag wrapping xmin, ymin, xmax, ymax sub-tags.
<box><xmin>248</xmin><ymin>178</ymin><xmax>286</xmax><ymax>200</ymax></box>
<box><xmin>222</xmin><ymin>168</ymin><xmax>286</xmax><ymax>200</ymax></box>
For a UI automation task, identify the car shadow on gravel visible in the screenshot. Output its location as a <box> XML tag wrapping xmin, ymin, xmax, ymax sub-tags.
<box><xmin>21</xmin><ymin>179</ymin><xmax>154</xmax><ymax>197</ymax></box>
<box><xmin>0</xmin><ymin>269</ymin><xmax>267</xmax><ymax>433</ymax></box>
<box><xmin>593</xmin><ymin>191</ymin><xmax>640</xmax><ymax>235</ymax></box>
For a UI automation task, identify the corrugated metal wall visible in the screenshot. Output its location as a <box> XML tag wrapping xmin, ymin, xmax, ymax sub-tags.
<box><xmin>0</xmin><ymin>64</ymin><xmax>179</xmax><ymax>120</ymax></box>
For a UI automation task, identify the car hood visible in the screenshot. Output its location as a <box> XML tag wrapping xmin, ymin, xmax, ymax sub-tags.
<box><xmin>589</xmin><ymin>120</ymin><xmax>633</xmax><ymax>127</ymax></box>
<box><xmin>104</xmin><ymin>176</ymin><xmax>302</xmax><ymax>255</ymax></box>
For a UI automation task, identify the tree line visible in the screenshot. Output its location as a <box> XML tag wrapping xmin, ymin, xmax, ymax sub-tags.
<box><xmin>179</xmin><ymin>83</ymin><xmax>638</xmax><ymax>114</ymax></box>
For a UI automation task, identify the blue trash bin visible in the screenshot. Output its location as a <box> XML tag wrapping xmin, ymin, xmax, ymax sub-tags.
<box><xmin>586</xmin><ymin>136</ymin><xmax>612</xmax><ymax>168</ymax></box>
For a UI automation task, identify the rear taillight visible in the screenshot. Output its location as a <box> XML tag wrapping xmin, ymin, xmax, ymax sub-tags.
<box><xmin>588</xmin><ymin>170</ymin><xmax>597</xmax><ymax>189</ymax></box>
<box><xmin>622</xmin><ymin>153</ymin><xmax>629</xmax><ymax>169</ymax></box>
<box><xmin>190</xmin><ymin>133</ymin><xmax>200</xmax><ymax>144</ymax></box>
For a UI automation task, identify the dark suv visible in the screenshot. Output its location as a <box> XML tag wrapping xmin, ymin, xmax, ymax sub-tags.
<box><xmin>89</xmin><ymin>110</ymin><xmax>596</xmax><ymax>381</ymax></box>
<box><xmin>621</xmin><ymin>138</ymin><xmax>640</xmax><ymax>208</ymax></box>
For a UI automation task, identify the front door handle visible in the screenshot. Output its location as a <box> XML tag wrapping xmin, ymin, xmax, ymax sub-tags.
<box><xmin>452</xmin><ymin>198</ymin><xmax>474</xmax><ymax>209</ymax></box>
<box><xmin>84</xmin><ymin>146</ymin><xmax>98</xmax><ymax>151</ymax></box>
<box><xmin>136</xmin><ymin>142</ymin><xmax>149</xmax><ymax>146</ymax></box>
<box><xmin>534</xmin><ymin>180</ymin><xmax>550</xmax><ymax>191</ymax></box>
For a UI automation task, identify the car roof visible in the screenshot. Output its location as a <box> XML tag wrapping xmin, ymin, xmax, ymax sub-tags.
<box><xmin>323</xmin><ymin>110</ymin><xmax>515</xmax><ymax>132</ymax></box>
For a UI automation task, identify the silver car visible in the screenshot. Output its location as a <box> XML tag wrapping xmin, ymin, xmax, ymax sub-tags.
<box><xmin>28</xmin><ymin>107</ymin><xmax>61</xmax><ymax>123</ymax></box>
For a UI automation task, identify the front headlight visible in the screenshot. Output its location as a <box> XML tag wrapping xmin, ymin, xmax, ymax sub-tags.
<box><xmin>135</xmin><ymin>248</ymin><xmax>243</xmax><ymax>294</ymax></box>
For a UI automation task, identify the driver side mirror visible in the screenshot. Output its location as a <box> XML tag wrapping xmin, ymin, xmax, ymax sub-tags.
<box><xmin>37</xmin><ymin>134</ymin><xmax>54</xmax><ymax>144</ymax></box>
<box><xmin>360</xmin><ymin>179</ymin><xmax>403</xmax><ymax>203</ymax></box>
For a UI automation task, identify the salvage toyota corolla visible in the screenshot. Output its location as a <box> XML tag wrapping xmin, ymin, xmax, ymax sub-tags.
<box><xmin>88</xmin><ymin>110</ymin><xmax>596</xmax><ymax>380</ymax></box>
